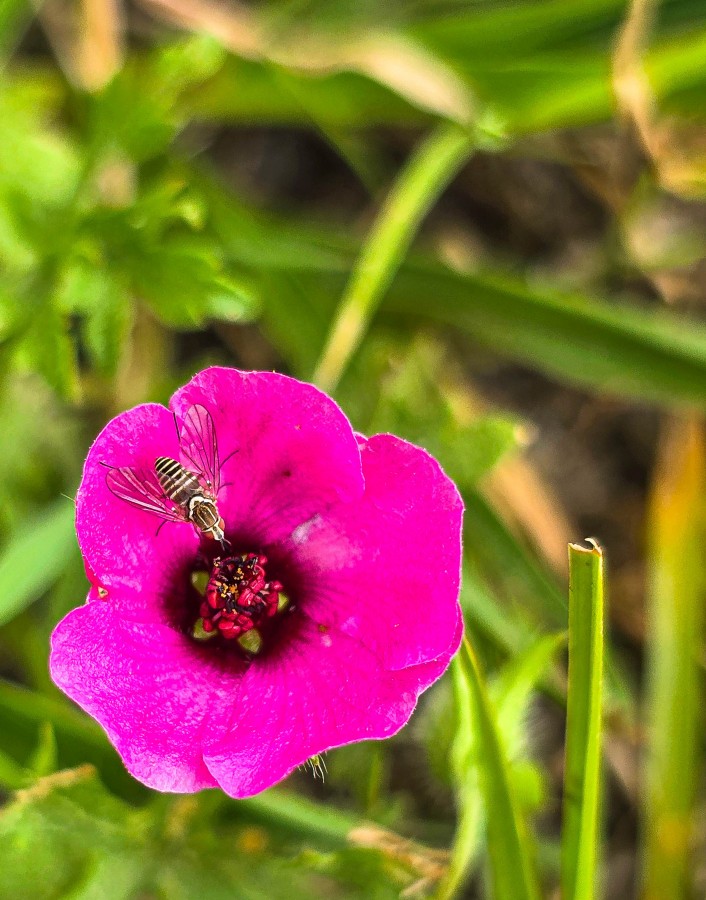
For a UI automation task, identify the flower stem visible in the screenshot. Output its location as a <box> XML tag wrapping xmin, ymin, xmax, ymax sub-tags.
<box><xmin>312</xmin><ymin>122</ymin><xmax>474</xmax><ymax>394</ymax></box>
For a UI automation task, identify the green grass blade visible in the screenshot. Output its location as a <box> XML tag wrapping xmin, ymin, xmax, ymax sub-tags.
<box><xmin>312</xmin><ymin>122</ymin><xmax>473</xmax><ymax>393</ymax></box>
<box><xmin>641</xmin><ymin>418</ymin><xmax>705</xmax><ymax>899</ymax></box>
<box><xmin>0</xmin><ymin>500</ymin><xmax>77</xmax><ymax>628</ymax></box>
<box><xmin>452</xmin><ymin>636</ymin><xmax>541</xmax><ymax>900</ymax></box>
<box><xmin>387</xmin><ymin>262</ymin><xmax>706</xmax><ymax>410</ymax></box>
<box><xmin>562</xmin><ymin>540</ymin><xmax>605</xmax><ymax>900</ymax></box>
<box><xmin>206</xmin><ymin>186</ymin><xmax>706</xmax><ymax>408</ymax></box>
<box><xmin>437</xmin><ymin>640</ymin><xmax>485</xmax><ymax>900</ymax></box>
<box><xmin>237</xmin><ymin>789</ymin><xmax>356</xmax><ymax>846</ymax></box>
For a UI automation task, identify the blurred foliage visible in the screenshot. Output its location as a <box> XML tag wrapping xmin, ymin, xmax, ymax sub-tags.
<box><xmin>2</xmin><ymin>0</ymin><xmax>706</xmax><ymax>897</ymax></box>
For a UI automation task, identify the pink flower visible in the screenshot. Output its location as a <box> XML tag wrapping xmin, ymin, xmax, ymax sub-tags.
<box><xmin>50</xmin><ymin>368</ymin><xmax>463</xmax><ymax>798</ymax></box>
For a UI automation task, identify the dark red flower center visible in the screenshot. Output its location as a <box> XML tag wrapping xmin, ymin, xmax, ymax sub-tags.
<box><xmin>199</xmin><ymin>553</ymin><xmax>283</xmax><ymax>642</ymax></box>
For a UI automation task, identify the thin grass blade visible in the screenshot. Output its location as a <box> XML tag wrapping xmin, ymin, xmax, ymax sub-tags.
<box><xmin>450</xmin><ymin>636</ymin><xmax>541</xmax><ymax>900</ymax></box>
<box><xmin>641</xmin><ymin>417</ymin><xmax>706</xmax><ymax>899</ymax></box>
<box><xmin>562</xmin><ymin>539</ymin><xmax>605</xmax><ymax>900</ymax></box>
<box><xmin>312</xmin><ymin>122</ymin><xmax>473</xmax><ymax>392</ymax></box>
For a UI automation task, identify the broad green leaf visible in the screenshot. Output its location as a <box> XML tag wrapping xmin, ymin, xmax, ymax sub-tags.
<box><xmin>0</xmin><ymin>766</ymin><xmax>150</xmax><ymax>900</ymax></box>
<box><xmin>0</xmin><ymin>86</ymin><xmax>80</xmax><ymax>205</ymax></box>
<box><xmin>411</xmin><ymin>0</ymin><xmax>626</xmax><ymax>61</ymax></box>
<box><xmin>174</xmin><ymin>6</ymin><xmax>706</xmax><ymax>136</ymax></box>
<box><xmin>0</xmin><ymin>501</ymin><xmax>76</xmax><ymax>628</ymax></box>
<box><xmin>129</xmin><ymin>240</ymin><xmax>258</xmax><ymax>329</ymax></box>
<box><xmin>13</xmin><ymin>303</ymin><xmax>79</xmax><ymax>400</ymax></box>
<box><xmin>562</xmin><ymin>540</ymin><xmax>605</xmax><ymax>900</ymax></box>
<box><xmin>185</xmin><ymin>55</ymin><xmax>427</xmax><ymax>128</ymax></box>
<box><xmin>86</xmin><ymin>36</ymin><xmax>226</xmax><ymax>163</ymax></box>
<box><xmin>55</xmin><ymin>259</ymin><xmax>133</xmax><ymax>379</ymax></box>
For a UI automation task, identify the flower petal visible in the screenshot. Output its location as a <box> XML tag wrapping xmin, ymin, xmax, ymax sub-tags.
<box><xmin>203</xmin><ymin>613</ymin><xmax>451</xmax><ymax>798</ymax></box>
<box><xmin>50</xmin><ymin>600</ymin><xmax>246</xmax><ymax>792</ymax></box>
<box><xmin>76</xmin><ymin>403</ymin><xmax>198</xmax><ymax>606</ymax></box>
<box><xmin>285</xmin><ymin>433</ymin><xmax>463</xmax><ymax>671</ymax></box>
<box><xmin>170</xmin><ymin>368</ymin><xmax>364</xmax><ymax>547</ymax></box>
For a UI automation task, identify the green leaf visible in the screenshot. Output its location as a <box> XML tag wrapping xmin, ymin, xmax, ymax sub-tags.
<box><xmin>208</xmin><ymin>186</ymin><xmax>706</xmax><ymax>410</ymax></box>
<box><xmin>562</xmin><ymin>540</ymin><xmax>605</xmax><ymax>900</ymax></box>
<box><xmin>0</xmin><ymin>85</ymin><xmax>80</xmax><ymax>205</ymax></box>
<box><xmin>493</xmin><ymin>632</ymin><xmax>566</xmax><ymax>758</ymax></box>
<box><xmin>131</xmin><ymin>239</ymin><xmax>258</xmax><ymax>330</ymax></box>
<box><xmin>362</xmin><ymin>334</ymin><xmax>520</xmax><ymax>486</ymax></box>
<box><xmin>13</xmin><ymin>302</ymin><xmax>79</xmax><ymax>400</ymax></box>
<box><xmin>55</xmin><ymin>258</ymin><xmax>133</xmax><ymax>378</ymax></box>
<box><xmin>451</xmin><ymin>637</ymin><xmax>541</xmax><ymax>900</ymax></box>
<box><xmin>83</xmin><ymin>291</ymin><xmax>133</xmax><ymax>379</ymax></box>
<box><xmin>86</xmin><ymin>36</ymin><xmax>226</xmax><ymax>163</ymax></box>
<box><xmin>386</xmin><ymin>261</ymin><xmax>706</xmax><ymax>410</ymax></box>
<box><xmin>184</xmin><ymin>55</ymin><xmax>427</xmax><ymax>128</ymax></box>
<box><xmin>27</xmin><ymin>723</ymin><xmax>58</xmax><ymax>779</ymax></box>
<box><xmin>463</xmin><ymin>491</ymin><xmax>633</xmax><ymax>721</ymax></box>
<box><xmin>0</xmin><ymin>766</ymin><xmax>150</xmax><ymax>900</ymax></box>
<box><xmin>0</xmin><ymin>501</ymin><xmax>76</xmax><ymax>628</ymax></box>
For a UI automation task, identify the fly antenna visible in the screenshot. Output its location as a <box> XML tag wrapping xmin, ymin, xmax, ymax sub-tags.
<box><xmin>221</xmin><ymin>448</ymin><xmax>240</xmax><ymax>467</ymax></box>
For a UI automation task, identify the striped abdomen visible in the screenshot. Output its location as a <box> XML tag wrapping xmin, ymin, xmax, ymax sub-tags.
<box><xmin>155</xmin><ymin>456</ymin><xmax>202</xmax><ymax>505</ymax></box>
<box><xmin>154</xmin><ymin>456</ymin><xmax>224</xmax><ymax>541</ymax></box>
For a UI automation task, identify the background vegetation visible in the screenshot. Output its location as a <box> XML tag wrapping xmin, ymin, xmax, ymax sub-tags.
<box><xmin>1</xmin><ymin>0</ymin><xmax>706</xmax><ymax>896</ymax></box>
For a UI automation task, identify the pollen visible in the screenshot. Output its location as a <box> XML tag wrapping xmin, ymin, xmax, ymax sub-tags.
<box><xmin>199</xmin><ymin>554</ymin><xmax>283</xmax><ymax>643</ymax></box>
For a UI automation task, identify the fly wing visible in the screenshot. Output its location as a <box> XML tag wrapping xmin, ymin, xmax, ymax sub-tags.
<box><xmin>179</xmin><ymin>404</ymin><xmax>220</xmax><ymax>493</ymax></box>
<box><xmin>105</xmin><ymin>466</ymin><xmax>185</xmax><ymax>522</ymax></box>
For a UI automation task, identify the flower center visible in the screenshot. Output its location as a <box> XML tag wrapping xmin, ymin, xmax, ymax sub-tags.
<box><xmin>199</xmin><ymin>554</ymin><xmax>283</xmax><ymax>641</ymax></box>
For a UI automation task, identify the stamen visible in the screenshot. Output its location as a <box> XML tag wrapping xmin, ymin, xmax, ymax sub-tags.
<box><xmin>199</xmin><ymin>554</ymin><xmax>283</xmax><ymax>642</ymax></box>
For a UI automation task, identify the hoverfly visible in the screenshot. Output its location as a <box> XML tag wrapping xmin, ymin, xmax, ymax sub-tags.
<box><xmin>103</xmin><ymin>404</ymin><xmax>234</xmax><ymax>545</ymax></box>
